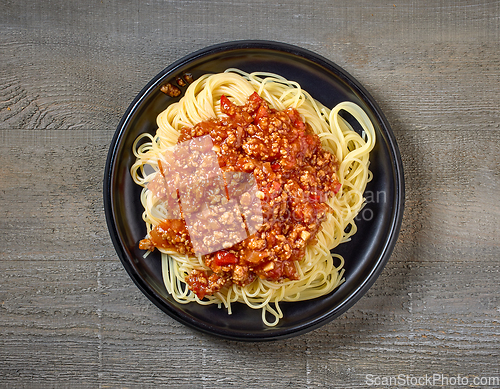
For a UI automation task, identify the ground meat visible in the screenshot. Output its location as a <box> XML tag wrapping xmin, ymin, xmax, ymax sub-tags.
<box><xmin>185</xmin><ymin>270</ymin><xmax>228</xmax><ymax>299</ymax></box>
<box><xmin>144</xmin><ymin>92</ymin><xmax>341</xmax><ymax>299</ymax></box>
<box><xmin>160</xmin><ymin>83</ymin><xmax>181</xmax><ymax>97</ymax></box>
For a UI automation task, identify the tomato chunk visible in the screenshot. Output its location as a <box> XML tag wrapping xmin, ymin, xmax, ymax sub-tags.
<box><xmin>220</xmin><ymin>95</ymin><xmax>234</xmax><ymax>114</ymax></box>
<box><xmin>248</xmin><ymin>91</ymin><xmax>262</xmax><ymax>104</ymax></box>
<box><xmin>213</xmin><ymin>250</ymin><xmax>238</xmax><ymax>266</ymax></box>
<box><xmin>253</xmin><ymin>105</ymin><xmax>269</xmax><ymax>124</ymax></box>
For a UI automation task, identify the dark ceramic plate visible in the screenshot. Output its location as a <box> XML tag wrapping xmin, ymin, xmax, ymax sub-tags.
<box><xmin>104</xmin><ymin>41</ymin><xmax>404</xmax><ymax>341</ymax></box>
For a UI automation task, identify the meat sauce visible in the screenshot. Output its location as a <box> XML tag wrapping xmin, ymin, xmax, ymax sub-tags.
<box><xmin>139</xmin><ymin>92</ymin><xmax>341</xmax><ymax>299</ymax></box>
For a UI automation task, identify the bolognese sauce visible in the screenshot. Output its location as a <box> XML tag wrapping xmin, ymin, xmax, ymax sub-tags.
<box><xmin>139</xmin><ymin>92</ymin><xmax>341</xmax><ymax>299</ymax></box>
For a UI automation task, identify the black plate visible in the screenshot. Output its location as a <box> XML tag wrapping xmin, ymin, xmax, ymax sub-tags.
<box><xmin>104</xmin><ymin>41</ymin><xmax>404</xmax><ymax>341</ymax></box>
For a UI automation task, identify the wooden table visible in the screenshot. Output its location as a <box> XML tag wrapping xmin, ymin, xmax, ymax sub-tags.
<box><xmin>1</xmin><ymin>1</ymin><xmax>499</xmax><ymax>387</ymax></box>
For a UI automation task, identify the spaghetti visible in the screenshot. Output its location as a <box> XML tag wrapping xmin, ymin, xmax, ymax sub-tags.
<box><xmin>130</xmin><ymin>69</ymin><xmax>376</xmax><ymax>326</ymax></box>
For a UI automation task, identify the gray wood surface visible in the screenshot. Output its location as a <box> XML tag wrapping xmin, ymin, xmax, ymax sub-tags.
<box><xmin>1</xmin><ymin>0</ymin><xmax>499</xmax><ymax>387</ymax></box>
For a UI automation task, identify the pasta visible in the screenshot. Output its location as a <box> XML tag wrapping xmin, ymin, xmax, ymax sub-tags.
<box><xmin>130</xmin><ymin>69</ymin><xmax>376</xmax><ymax>326</ymax></box>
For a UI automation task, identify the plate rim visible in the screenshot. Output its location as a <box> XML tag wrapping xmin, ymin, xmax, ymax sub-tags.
<box><xmin>103</xmin><ymin>40</ymin><xmax>405</xmax><ymax>341</ymax></box>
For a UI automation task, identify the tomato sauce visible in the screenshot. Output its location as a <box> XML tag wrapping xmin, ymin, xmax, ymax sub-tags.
<box><xmin>140</xmin><ymin>92</ymin><xmax>340</xmax><ymax>299</ymax></box>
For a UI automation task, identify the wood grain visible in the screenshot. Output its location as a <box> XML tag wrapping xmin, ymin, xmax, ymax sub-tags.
<box><xmin>1</xmin><ymin>0</ymin><xmax>499</xmax><ymax>387</ymax></box>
